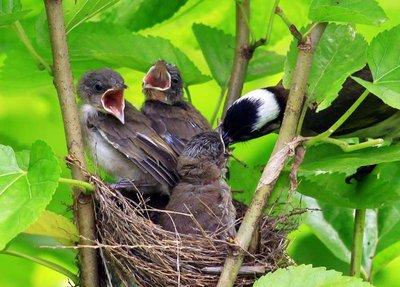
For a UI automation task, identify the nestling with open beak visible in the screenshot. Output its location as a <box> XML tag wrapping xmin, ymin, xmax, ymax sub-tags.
<box><xmin>159</xmin><ymin>131</ymin><xmax>236</xmax><ymax>239</ymax></box>
<box><xmin>78</xmin><ymin>68</ymin><xmax>179</xmax><ymax>196</ymax></box>
<box><xmin>142</xmin><ymin>60</ymin><xmax>211</xmax><ymax>154</ymax></box>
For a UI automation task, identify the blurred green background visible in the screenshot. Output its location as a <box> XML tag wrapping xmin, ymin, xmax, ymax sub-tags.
<box><xmin>1</xmin><ymin>0</ymin><xmax>400</xmax><ymax>286</ymax></box>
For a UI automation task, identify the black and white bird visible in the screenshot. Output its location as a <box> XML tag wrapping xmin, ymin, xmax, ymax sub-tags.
<box><xmin>221</xmin><ymin>66</ymin><xmax>399</xmax><ymax>143</ymax></box>
<box><xmin>78</xmin><ymin>68</ymin><xmax>178</xmax><ymax>195</ymax></box>
<box><xmin>142</xmin><ymin>60</ymin><xmax>211</xmax><ymax>155</ymax></box>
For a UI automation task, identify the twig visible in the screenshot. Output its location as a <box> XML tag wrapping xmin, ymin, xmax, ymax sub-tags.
<box><xmin>202</xmin><ymin>265</ymin><xmax>266</xmax><ymax>275</ymax></box>
<box><xmin>12</xmin><ymin>21</ymin><xmax>52</xmax><ymax>73</ymax></box>
<box><xmin>320</xmin><ymin>137</ymin><xmax>384</xmax><ymax>152</ymax></box>
<box><xmin>184</xmin><ymin>85</ymin><xmax>192</xmax><ymax>103</ymax></box>
<box><xmin>350</xmin><ymin>209</ymin><xmax>366</xmax><ymax>277</ymax></box>
<box><xmin>221</xmin><ymin>0</ymin><xmax>250</xmax><ymax>117</ymax></box>
<box><xmin>275</xmin><ymin>6</ymin><xmax>303</xmax><ymax>42</ymax></box>
<box><xmin>58</xmin><ymin>177</ymin><xmax>95</xmax><ymax>193</ymax></box>
<box><xmin>216</xmin><ymin>23</ymin><xmax>327</xmax><ymax>287</ymax></box>
<box><xmin>211</xmin><ymin>87</ymin><xmax>227</xmax><ymax>126</ymax></box>
<box><xmin>43</xmin><ymin>1</ymin><xmax>99</xmax><ymax>286</ymax></box>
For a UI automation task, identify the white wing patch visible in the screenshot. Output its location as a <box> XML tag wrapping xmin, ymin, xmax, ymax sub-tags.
<box><xmin>238</xmin><ymin>89</ymin><xmax>280</xmax><ymax>131</ymax></box>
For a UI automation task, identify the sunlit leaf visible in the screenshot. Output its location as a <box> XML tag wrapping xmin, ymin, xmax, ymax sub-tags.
<box><xmin>254</xmin><ymin>264</ymin><xmax>372</xmax><ymax>286</ymax></box>
<box><xmin>107</xmin><ymin>0</ymin><xmax>187</xmax><ymax>32</ymax></box>
<box><xmin>192</xmin><ymin>23</ymin><xmax>284</xmax><ymax>88</ymax></box>
<box><xmin>352</xmin><ymin>25</ymin><xmax>400</xmax><ymax>109</ymax></box>
<box><xmin>0</xmin><ymin>141</ymin><xmax>60</xmax><ymax>249</ymax></box>
<box><xmin>25</xmin><ymin>210</ymin><xmax>78</xmax><ymax>245</ymax></box>
<box><xmin>66</xmin><ymin>0</ymin><xmax>119</xmax><ymax>33</ymax></box>
<box><xmin>70</xmin><ymin>22</ymin><xmax>210</xmax><ymax>86</ymax></box>
<box><xmin>309</xmin><ymin>0</ymin><xmax>388</xmax><ymax>26</ymax></box>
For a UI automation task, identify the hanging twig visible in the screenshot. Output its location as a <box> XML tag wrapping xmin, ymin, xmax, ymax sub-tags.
<box><xmin>216</xmin><ymin>23</ymin><xmax>327</xmax><ymax>287</ymax></box>
<box><xmin>43</xmin><ymin>1</ymin><xmax>99</xmax><ymax>286</ymax></box>
<box><xmin>221</xmin><ymin>0</ymin><xmax>250</xmax><ymax>118</ymax></box>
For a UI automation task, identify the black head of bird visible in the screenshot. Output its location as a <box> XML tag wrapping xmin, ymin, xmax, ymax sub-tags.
<box><xmin>78</xmin><ymin>68</ymin><xmax>128</xmax><ymax>124</ymax></box>
<box><xmin>220</xmin><ymin>87</ymin><xmax>288</xmax><ymax>146</ymax></box>
<box><xmin>142</xmin><ymin>60</ymin><xmax>183</xmax><ymax>104</ymax></box>
<box><xmin>177</xmin><ymin>131</ymin><xmax>227</xmax><ymax>181</ymax></box>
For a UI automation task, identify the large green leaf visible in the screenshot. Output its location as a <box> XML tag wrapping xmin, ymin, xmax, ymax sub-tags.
<box><xmin>0</xmin><ymin>141</ymin><xmax>60</xmax><ymax>250</ymax></box>
<box><xmin>0</xmin><ymin>0</ymin><xmax>30</xmax><ymax>27</ymax></box>
<box><xmin>107</xmin><ymin>0</ymin><xmax>188</xmax><ymax>32</ymax></box>
<box><xmin>69</xmin><ymin>22</ymin><xmax>210</xmax><ymax>86</ymax></box>
<box><xmin>66</xmin><ymin>0</ymin><xmax>119</xmax><ymax>33</ymax></box>
<box><xmin>192</xmin><ymin>23</ymin><xmax>284</xmax><ymax>88</ymax></box>
<box><xmin>284</xmin><ymin>24</ymin><xmax>367</xmax><ymax>111</ymax></box>
<box><xmin>253</xmin><ymin>264</ymin><xmax>372</xmax><ymax>287</ymax></box>
<box><xmin>353</xmin><ymin>25</ymin><xmax>400</xmax><ymax>109</ymax></box>
<box><xmin>309</xmin><ymin>0</ymin><xmax>388</xmax><ymax>26</ymax></box>
<box><xmin>25</xmin><ymin>210</ymin><xmax>78</xmax><ymax>245</ymax></box>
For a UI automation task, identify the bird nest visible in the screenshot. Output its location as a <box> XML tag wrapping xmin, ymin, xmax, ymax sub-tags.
<box><xmin>75</xmin><ymin>163</ymin><xmax>295</xmax><ymax>287</ymax></box>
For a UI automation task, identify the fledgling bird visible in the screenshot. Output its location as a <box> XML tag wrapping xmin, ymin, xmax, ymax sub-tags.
<box><xmin>142</xmin><ymin>60</ymin><xmax>211</xmax><ymax>154</ymax></box>
<box><xmin>158</xmin><ymin>131</ymin><xmax>236</xmax><ymax>239</ymax></box>
<box><xmin>221</xmin><ymin>66</ymin><xmax>399</xmax><ymax>144</ymax></box>
<box><xmin>78</xmin><ymin>68</ymin><xmax>179</xmax><ymax>195</ymax></box>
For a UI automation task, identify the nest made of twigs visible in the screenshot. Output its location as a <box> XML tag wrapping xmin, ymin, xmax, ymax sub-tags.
<box><xmin>83</xmin><ymin>169</ymin><xmax>296</xmax><ymax>287</ymax></box>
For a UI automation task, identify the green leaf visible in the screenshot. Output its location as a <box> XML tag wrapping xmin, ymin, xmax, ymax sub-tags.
<box><xmin>70</xmin><ymin>22</ymin><xmax>210</xmax><ymax>86</ymax></box>
<box><xmin>66</xmin><ymin>0</ymin><xmax>119</xmax><ymax>33</ymax></box>
<box><xmin>108</xmin><ymin>0</ymin><xmax>188</xmax><ymax>32</ymax></box>
<box><xmin>253</xmin><ymin>264</ymin><xmax>372</xmax><ymax>287</ymax></box>
<box><xmin>25</xmin><ymin>210</ymin><xmax>78</xmax><ymax>245</ymax></box>
<box><xmin>0</xmin><ymin>0</ymin><xmax>30</xmax><ymax>27</ymax></box>
<box><xmin>308</xmin><ymin>24</ymin><xmax>367</xmax><ymax>110</ymax></box>
<box><xmin>352</xmin><ymin>25</ymin><xmax>400</xmax><ymax>109</ymax></box>
<box><xmin>0</xmin><ymin>141</ymin><xmax>61</xmax><ymax>250</ymax></box>
<box><xmin>192</xmin><ymin>23</ymin><xmax>284</xmax><ymax>88</ymax></box>
<box><xmin>309</xmin><ymin>0</ymin><xmax>388</xmax><ymax>26</ymax></box>
<box><xmin>284</xmin><ymin>24</ymin><xmax>367</xmax><ymax>111</ymax></box>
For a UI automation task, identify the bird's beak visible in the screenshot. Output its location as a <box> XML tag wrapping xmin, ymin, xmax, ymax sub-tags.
<box><xmin>101</xmin><ymin>87</ymin><xmax>126</xmax><ymax>124</ymax></box>
<box><xmin>143</xmin><ymin>60</ymin><xmax>171</xmax><ymax>91</ymax></box>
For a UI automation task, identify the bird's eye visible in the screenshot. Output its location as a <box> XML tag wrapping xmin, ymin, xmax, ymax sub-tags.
<box><xmin>172</xmin><ymin>78</ymin><xmax>179</xmax><ymax>84</ymax></box>
<box><xmin>94</xmin><ymin>83</ymin><xmax>103</xmax><ymax>92</ymax></box>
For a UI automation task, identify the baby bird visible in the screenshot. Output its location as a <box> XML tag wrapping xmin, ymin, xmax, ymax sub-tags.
<box><xmin>159</xmin><ymin>131</ymin><xmax>236</xmax><ymax>239</ymax></box>
<box><xmin>78</xmin><ymin>68</ymin><xmax>178</xmax><ymax>195</ymax></box>
<box><xmin>142</xmin><ymin>60</ymin><xmax>211</xmax><ymax>154</ymax></box>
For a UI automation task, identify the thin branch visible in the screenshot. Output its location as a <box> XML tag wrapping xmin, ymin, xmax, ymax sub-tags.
<box><xmin>221</xmin><ymin>0</ymin><xmax>250</xmax><ymax>118</ymax></box>
<box><xmin>43</xmin><ymin>1</ymin><xmax>99</xmax><ymax>286</ymax></box>
<box><xmin>2</xmin><ymin>249</ymin><xmax>79</xmax><ymax>284</ymax></box>
<box><xmin>12</xmin><ymin>21</ymin><xmax>52</xmax><ymax>73</ymax></box>
<box><xmin>58</xmin><ymin>177</ymin><xmax>95</xmax><ymax>193</ymax></box>
<box><xmin>184</xmin><ymin>85</ymin><xmax>192</xmax><ymax>103</ymax></box>
<box><xmin>216</xmin><ymin>23</ymin><xmax>327</xmax><ymax>287</ymax></box>
<box><xmin>350</xmin><ymin>209</ymin><xmax>366</xmax><ymax>277</ymax></box>
<box><xmin>275</xmin><ymin>6</ymin><xmax>303</xmax><ymax>42</ymax></box>
<box><xmin>211</xmin><ymin>87</ymin><xmax>227</xmax><ymax>126</ymax></box>
<box><xmin>320</xmin><ymin>137</ymin><xmax>384</xmax><ymax>152</ymax></box>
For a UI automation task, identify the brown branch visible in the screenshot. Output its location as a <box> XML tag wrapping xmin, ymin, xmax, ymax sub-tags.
<box><xmin>221</xmin><ymin>0</ymin><xmax>250</xmax><ymax>118</ymax></box>
<box><xmin>43</xmin><ymin>1</ymin><xmax>99</xmax><ymax>286</ymax></box>
<box><xmin>216</xmin><ymin>23</ymin><xmax>327</xmax><ymax>287</ymax></box>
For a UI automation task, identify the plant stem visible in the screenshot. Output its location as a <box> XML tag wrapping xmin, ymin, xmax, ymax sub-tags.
<box><xmin>2</xmin><ymin>249</ymin><xmax>79</xmax><ymax>284</ymax></box>
<box><xmin>12</xmin><ymin>21</ymin><xmax>52</xmax><ymax>73</ymax></box>
<box><xmin>184</xmin><ymin>86</ymin><xmax>192</xmax><ymax>103</ymax></box>
<box><xmin>307</xmin><ymin>89</ymin><xmax>370</xmax><ymax>146</ymax></box>
<box><xmin>221</xmin><ymin>0</ymin><xmax>250</xmax><ymax>118</ymax></box>
<box><xmin>321</xmin><ymin>137</ymin><xmax>384</xmax><ymax>152</ymax></box>
<box><xmin>59</xmin><ymin>177</ymin><xmax>94</xmax><ymax>194</ymax></box>
<box><xmin>211</xmin><ymin>87</ymin><xmax>227</xmax><ymax>126</ymax></box>
<box><xmin>43</xmin><ymin>1</ymin><xmax>99</xmax><ymax>286</ymax></box>
<box><xmin>350</xmin><ymin>209</ymin><xmax>366</xmax><ymax>277</ymax></box>
<box><xmin>216</xmin><ymin>23</ymin><xmax>327</xmax><ymax>287</ymax></box>
<box><xmin>275</xmin><ymin>6</ymin><xmax>303</xmax><ymax>42</ymax></box>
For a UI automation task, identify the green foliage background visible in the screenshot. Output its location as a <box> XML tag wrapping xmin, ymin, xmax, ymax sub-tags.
<box><xmin>1</xmin><ymin>0</ymin><xmax>400</xmax><ymax>286</ymax></box>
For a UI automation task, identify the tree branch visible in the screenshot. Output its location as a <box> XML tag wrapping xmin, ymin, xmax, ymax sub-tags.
<box><xmin>221</xmin><ymin>0</ymin><xmax>250</xmax><ymax>118</ymax></box>
<box><xmin>275</xmin><ymin>6</ymin><xmax>303</xmax><ymax>42</ymax></box>
<box><xmin>350</xmin><ymin>209</ymin><xmax>366</xmax><ymax>277</ymax></box>
<box><xmin>216</xmin><ymin>23</ymin><xmax>327</xmax><ymax>287</ymax></box>
<box><xmin>43</xmin><ymin>1</ymin><xmax>99</xmax><ymax>286</ymax></box>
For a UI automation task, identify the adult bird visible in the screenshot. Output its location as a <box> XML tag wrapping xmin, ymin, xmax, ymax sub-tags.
<box><xmin>159</xmin><ymin>131</ymin><xmax>236</xmax><ymax>239</ymax></box>
<box><xmin>142</xmin><ymin>60</ymin><xmax>211</xmax><ymax>155</ymax></box>
<box><xmin>78</xmin><ymin>68</ymin><xmax>179</xmax><ymax>196</ymax></box>
<box><xmin>221</xmin><ymin>66</ymin><xmax>399</xmax><ymax>144</ymax></box>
